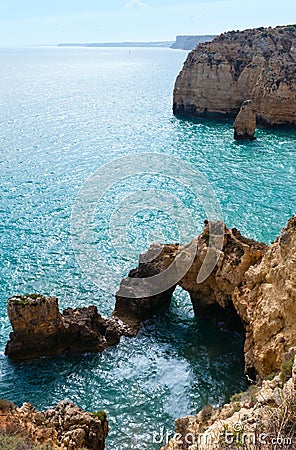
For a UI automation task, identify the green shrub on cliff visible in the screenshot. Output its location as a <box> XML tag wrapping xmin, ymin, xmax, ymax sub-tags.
<box><xmin>91</xmin><ymin>410</ymin><xmax>107</xmax><ymax>421</ymax></box>
<box><xmin>280</xmin><ymin>356</ymin><xmax>294</xmax><ymax>384</ymax></box>
<box><xmin>10</xmin><ymin>299</ymin><xmax>30</xmax><ymax>306</ymax></box>
<box><xmin>0</xmin><ymin>431</ymin><xmax>51</xmax><ymax>449</ymax></box>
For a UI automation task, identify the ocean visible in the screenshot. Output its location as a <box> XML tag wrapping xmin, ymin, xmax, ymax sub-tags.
<box><xmin>0</xmin><ymin>46</ymin><xmax>295</xmax><ymax>449</ymax></box>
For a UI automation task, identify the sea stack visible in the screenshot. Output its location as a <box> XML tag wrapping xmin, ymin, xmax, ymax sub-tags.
<box><xmin>233</xmin><ymin>99</ymin><xmax>256</xmax><ymax>140</ymax></box>
<box><xmin>5</xmin><ymin>294</ymin><xmax>125</xmax><ymax>360</ymax></box>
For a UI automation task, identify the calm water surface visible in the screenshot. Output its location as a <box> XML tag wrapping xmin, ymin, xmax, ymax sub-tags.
<box><xmin>0</xmin><ymin>47</ymin><xmax>295</xmax><ymax>449</ymax></box>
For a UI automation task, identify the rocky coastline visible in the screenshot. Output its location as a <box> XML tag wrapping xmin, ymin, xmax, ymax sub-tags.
<box><xmin>5</xmin><ymin>295</ymin><xmax>136</xmax><ymax>362</ymax></box>
<box><xmin>162</xmin><ymin>353</ymin><xmax>296</xmax><ymax>449</ymax></box>
<box><xmin>173</xmin><ymin>24</ymin><xmax>296</xmax><ymax>130</ymax></box>
<box><xmin>2</xmin><ymin>216</ymin><xmax>296</xmax><ymax>448</ymax></box>
<box><xmin>0</xmin><ymin>400</ymin><xmax>108</xmax><ymax>450</ymax></box>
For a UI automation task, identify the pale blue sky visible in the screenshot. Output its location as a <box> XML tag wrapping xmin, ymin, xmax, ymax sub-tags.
<box><xmin>0</xmin><ymin>0</ymin><xmax>295</xmax><ymax>46</ymax></box>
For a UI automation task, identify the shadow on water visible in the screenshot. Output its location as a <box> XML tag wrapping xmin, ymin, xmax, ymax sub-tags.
<box><xmin>171</xmin><ymin>114</ymin><xmax>234</xmax><ymax>130</ymax></box>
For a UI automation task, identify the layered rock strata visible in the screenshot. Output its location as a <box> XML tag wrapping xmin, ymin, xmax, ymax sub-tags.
<box><xmin>5</xmin><ymin>295</ymin><xmax>134</xmax><ymax>361</ymax></box>
<box><xmin>173</xmin><ymin>24</ymin><xmax>296</xmax><ymax>127</ymax></box>
<box><xmin>0</xmin><ymin>400</ymin><xmax>108</xmax><ymax>450</ymax></box>
<box><xmin>233</xmin><ymin>216</ymin><xmax>296</xmax><ymax>379</ymax></box>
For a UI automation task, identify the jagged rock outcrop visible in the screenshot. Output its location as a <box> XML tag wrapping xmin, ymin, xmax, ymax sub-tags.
<box><xmin>233</xmin><ymin>99</ymin><xmax>256</xmax><ymax>140</ymax></box>
<box><xmin>115</xmin><ymin>220</ymin><xmax>266</xmax><ymax>331</ymax></box>
<box><xmin>0</xmin><ymin>399</ymin><xmax>108</xmax><ymax>450</ymax></box>
<box><xmin>5</xmin><ymin>218</ymin><xmax>295</xmax><ymax>382</ymax></box>
<box><xmin>173</xmin><ymin>24</ymin><xmax>296</xmax><ymax>127</ymax></box>
<box><xmin>233</xmin><ymin>216</ymin><xmax>296</xmax><ymax>379</ymax></box>
<box><xmin>162</xmin><ymin>353</ymin><xmax>296</xmax><ymax>450</ymax></box>
<box><xmin>5</xmin><ymin>295</ymin><xmax>132</xmax><ymax>361</ymax></box>
<box><xmin>113</xmin><ymin>243</ymin><xmax>179</xmax><ymax>331</ymax></box>
<box><xmin>178</xmin><ymin>221</ymin><xmax>266</xmax><ymax>329</ymax></box>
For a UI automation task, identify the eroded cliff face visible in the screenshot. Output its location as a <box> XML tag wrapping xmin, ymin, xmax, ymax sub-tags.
<box><xmin>6</xmin><ymin>218</ymin><xmax>295</xmax><ymax>381</ymax></box>
<box><xmin>5</xmin><ymin>295</ymin><xmax>134</xmax><ymax>361</ymax></box>
<box><xmin>233</xmin><ymin>217</ymin><xmax>296</xmax><ymax>379</ymax></box>
<box><xmin>173</xmin><ymin>24</ymin><xmax>296</xmax><ymax>127</ymax></box>
<box><xmin>114</xmin><ymin>217</ymin><xmax>296</xmax><ymax>380</ymax></box>
<box><xmin>177</xmin><ymin>218</ymin><xmax>295</xmax><ymax>380</ymax></box>
<box><xmin>162</xmin><ymin>353</ymin><xmax>296</xmax><ymax>450</ymax></box>
<box><xmin>178</xmin><ymin>221</ymin><xmax>266</xmax><ymax>329</ymax></box>
<box><xmin>0</xmin><ymin>400</ymin><xmax>108</xmax><ymax>450</ymax></box>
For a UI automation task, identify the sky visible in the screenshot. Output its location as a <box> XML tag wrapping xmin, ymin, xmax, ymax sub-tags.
<box><xmin>0</xmin><ymin>0</ymin><xmax>295</xmax><ymax>46</ymax></box>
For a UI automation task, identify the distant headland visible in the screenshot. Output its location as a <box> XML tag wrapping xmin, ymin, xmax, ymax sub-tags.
<box><xmin>171</xmin><ymin>35</ymin><xmax>216</xmax><ymax>50</ymax></box>
<box><xmin>58</xmin><ymin>35</ymin><xmax>216</xmax><ymax>51</ymax></box>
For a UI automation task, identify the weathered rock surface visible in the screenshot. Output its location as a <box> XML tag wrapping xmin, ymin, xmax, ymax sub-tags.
<box><xmin>115</xmin><ymin>217</ymin><xmax>295</xmax><ymax>380</ymax></box>
<box><xmin>5</xmin><ymin>218</ymin><xmax>296</xmax><ymax>383</ymax></box>
<box><xmin>233</xmin><ymin>99</ymin><xmax>256</xmax><ymax>140</ymax></box>
<box><xmin>178</xmin><ymin>220</ymin><xmax>266</xmax><ymax>330</ymax></box>
<box><xmin>162</xmin><ymin>353</ymin><xmax>296</xmax><ymax>450</ymax></box>
<box><xmin>113</xmin><ymin>243</ymin><xmax>179</xmax><ymax>332</ymax></box>
<box><xmin>173</xmin><ymin>24</ymin><xmax>296</xmax><ymax>127</ymax></box>
<box><xmin>0</xmin><ymin>399</ymin><xmax>108</xmax><ymax>450</ymax></box>
<box><xmin>5</xmin><ymin>295</ymin><xmax>129</xmax><ymax>361</ymax></box>
<box><xmin>233</xmin><ymin>216</ymin><xmax>296</xmax><ymax>379</ymax></box>
<box><xmin>114</xmin><ymin>220</ymin><xmax>266</xmax><ymax>331</ymax></box>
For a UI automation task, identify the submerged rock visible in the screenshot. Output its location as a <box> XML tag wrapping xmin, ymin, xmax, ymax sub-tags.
<box><xmin>173</xmin><ymin>24</ymin><xmax>296</xmax><ymax>127</ymax></box>
<box><xmin>233</xmin><ymin>99</ymin><xmax>256</xmax><ymax>140</ymax></box>
<box><xmin>0</xmin><ymin>399</ymin><xmax>108</xmax><ymax>450</ymax></box>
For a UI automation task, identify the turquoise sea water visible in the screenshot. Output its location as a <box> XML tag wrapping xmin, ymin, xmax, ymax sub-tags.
<box><xmin>0</xmin><ymin>47</ymin><xmax>295</xmax><ymax>449</ymax></box>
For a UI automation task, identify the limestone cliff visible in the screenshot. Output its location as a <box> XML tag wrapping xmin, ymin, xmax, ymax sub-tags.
<box><xmin>0</xmin><ymin>400</ymin><xmax>108</xmax><ymax>450</ymax></box>
<box><xmin>114</xmin><ymin>217</ymin><xmax>295</xmax><ymax>380</ymax></box>
<box><xmin>5</xmin><ymin>295</ymin><xmax>133</xmax><ymax>361</ymax></box>
<box><xmin>162</xmin><ymin>353</ymin><xmax>296</xmax><ymax>450</ymax></box>
<box><xmin>233</xmin><ymin>99</ymin><xmax>256</xmax><ymax>140</ymax></box>
<box><xmin>233</xmin><ymin>216</ymin><xmax>296</xmax><ymax>379</ymax></box>
<box><xmin>6</xmin><ymin>218</ymin><xmax>295</xmax><ymax>381</ymax></box>
<box><xmin>173</xmin><ymin>24</ymin><xmax>296</xmax><ymax>127</ymax></box>
<box><xmin>177</xmin><ymin>221</ymin><xmax>266</xmax><ymax>330</ymax></box>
